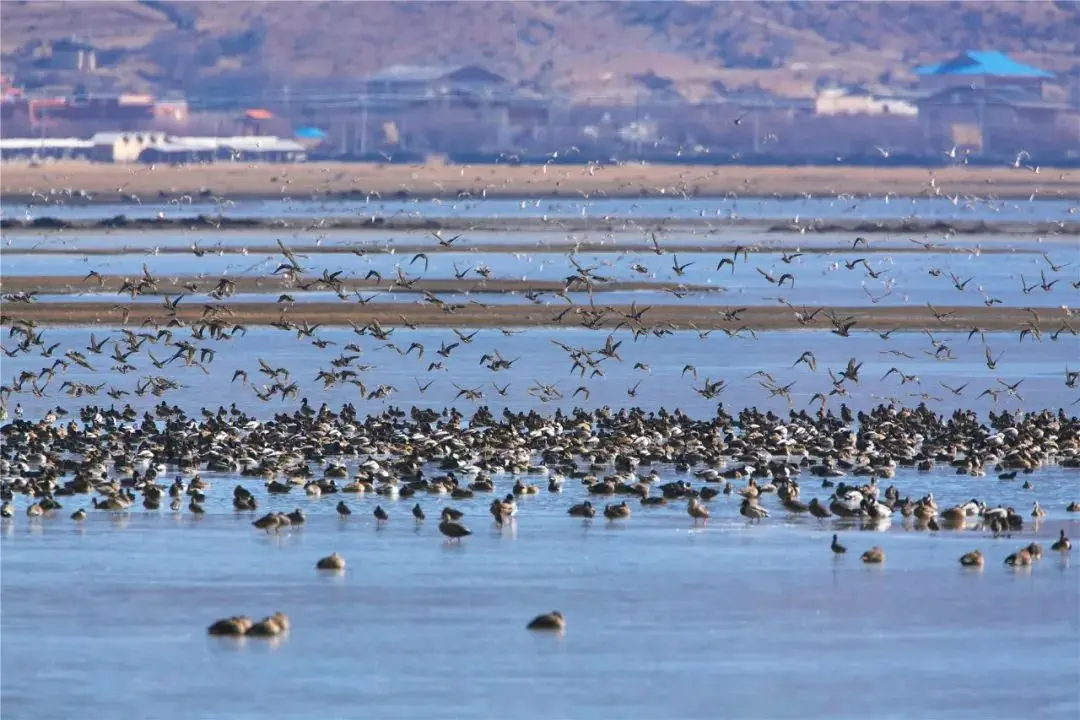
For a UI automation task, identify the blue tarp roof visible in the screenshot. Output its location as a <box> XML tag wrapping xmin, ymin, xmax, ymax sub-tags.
<box><xmin>294</xmin><ymin>127</ymin><xmax>327</xmax><ymax>140</ymax></box>
<box><xmin>914</xmin><ymin>51</ymin><xmax>1054</xmax><ymax>78</ymax></box>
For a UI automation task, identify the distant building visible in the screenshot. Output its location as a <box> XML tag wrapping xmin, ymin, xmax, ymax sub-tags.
<box><xmin>300</xmin><ymin>64</ymin><xmax>548</xmax><ymax>155</ymax></box>
<box><xmin>91</xmin><ymin>132</ymin><xmax>166</xmax><ymax>163</ymax></box>
<box><xmin>0</xmin><ymin>137</ymin><xmax>93</xmax><ymax>162</ymax></box>
<box><xmin>913</xmin><ymin>52</ymin><xmax>1074</xmax><ymax>157</ymax></box>
<box><xmin>364</xmin><ymin>64</ymin><xmax>508</xmax><ymax>100</ymax></box>
<box><xmin>240</xmin><ymin>108</ymin><xmax>275</xmax><ymax>135</ymax></box>
<box><xmin>47</xmin><ymin>38</ymin><xmax>98</xmax><ymax>72</ymax></box>
<box><xmin>216</xmin><ymin>136</ymin><xmax>307</xmax><ymax>163</ymax></box>
<box><xmin>914</xmin><ymin>51</ymin><xmax>1054</xmax><ymax>95</ymax></box>
<box><xmin>137</xmin><ymin>141</ymin><xmax>216</xmax><ymax>165</ymax></box>
<box><xmin>0</xmin><ymin>90</ymin><xmax>189</xmax><ymax>137</ymax></box>
<box><xmin>917</xmin><ymin>86</ymin><xmax>1076</xmax><ymax>157</ymax></box>
<box><xmin>3</xmin><ymin>132</ymin><xmax>307</xmax><ymax>164</ymax></box>
<box><xmin>153</xmin><ymin>99</ymin><xmax>190</xmax><ymax>124</ymax></box>
<box><xmin>815</xmin><ymin>88</ymin><xmax>918</xmax><ymax>117</ymax></box>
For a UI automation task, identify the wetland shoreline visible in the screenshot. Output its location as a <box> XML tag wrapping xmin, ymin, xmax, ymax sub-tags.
<box><xmin>2</xmin><ymin>214</ymin><xmax>1077</xmax><ymax>236</ymax></box>
<box><xmin>2</xmin><ymin>161</ymin><xmax>1076</xmax><ymax>205</ymax></box>
<box><xmin>1</xmin><ymin>301</ymin><xmax>1067</xmax><ymax>331</ymax></box>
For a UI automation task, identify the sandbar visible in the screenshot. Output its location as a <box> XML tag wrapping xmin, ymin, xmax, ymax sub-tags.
<box><xmin>1</xmin><ymin>300</ymin><xmax>1067</xmax><ymax>332</ymax></box>
<box><xmin>2</xmin><ymin>214</ymin><xmax>1075</xmax><ymax>237</ymax></box>
<box><xmin>2</xmin><ymin>161</ymin><xmax>1076</xmax><ymax>204</ymax></box>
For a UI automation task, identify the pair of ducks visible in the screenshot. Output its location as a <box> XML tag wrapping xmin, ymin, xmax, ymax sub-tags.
<box><xmin>207</xmin><ymin>612</ymin><xmax>290</xmax><ymax>637</ymax></box>
<box><xmin>439</xmin><ymin>509</ymin><xmax>472</xmax><ymax>541</ymax></box>
<box><xmin>251</xmin><ymin>509</ymin><xmax>305</xmax><ymax>530</ymax></box>
<box><xmin>565</xmin><ymin>500</ymin><xmax>633</xmax><ymax>520</ymax></box>
<box><xmin>829</xmin><ymin>535</ymin><xmax>884</xmax><ymax>564</ymax></box>
<box><xmin>957</xmin><ymin>547</ymin><xmax>1050</xmax><ymax>567</ymax></box>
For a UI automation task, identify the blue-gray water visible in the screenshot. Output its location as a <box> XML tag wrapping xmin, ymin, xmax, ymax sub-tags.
<box><xmin>3</xmin><ymin>195</ymin><xmax>1080</xmax><ymax>720</ymax></box>
<box><xmin>5</xmin><ymin>228</ymin><xmax>1074</xmax><ymax>254</ymax></box>
<box><xmin>4</xmin><ymin>195</ymin><xmax>1078</xmax><ymax>222</ymax></box>
<box><xmin>6</xmin><ymin>237</ymin><xmax>1077</xmax><ymax>308</ymax></box>
<box><xmin>2</xmin><ymin>463</ymin><xmax>1078</xmax><ymax>720</ymax></box>
<box><xmin>3</xmin><ymin>326</ymin><xmax>1079</xmax><ymax>718</ymax></box>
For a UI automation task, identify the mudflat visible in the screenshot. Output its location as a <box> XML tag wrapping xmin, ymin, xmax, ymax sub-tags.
<box><xmin>2</xmin><ymin>161</ymin><xmax>1076</xmax><ymax>203</ymax></box>
<box><xmin>1</xmin><ymin>300</ymin><xmax>1066</xmax><ymax>331</ymax></box>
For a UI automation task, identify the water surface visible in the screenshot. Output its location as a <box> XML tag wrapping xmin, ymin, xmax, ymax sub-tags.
<box><xmin>2</xmin><ymin>465</ymin><xmax>1077</xmax><ymax>720</ymax></box>
<box><xmin>5</xmin><ymin>195</ymin><xmax>1077</xmax><ymax>223</ymax></box>
<box><xmin>4</xmin><ymin>196</ymin><xmax>1079</xmax><ymax>720</ymax></box>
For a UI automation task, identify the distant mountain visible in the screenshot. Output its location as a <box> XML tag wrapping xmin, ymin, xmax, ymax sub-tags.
<box><xmin>2</xmin><ymin>1</ymin><xmax>1077</xmax><ymax>100</ymax></box>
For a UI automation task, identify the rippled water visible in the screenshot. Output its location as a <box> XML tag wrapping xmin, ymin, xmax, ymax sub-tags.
<box><xmin>8</xmin><ymin>243</ymin><xmax>1077</xmax><ymax>308</ymax></box>
<box><xmin>4</xmin><ymin>195</ymin><xmax>1079</xmax><ymax>719</ymax></box>
<box><xmin>5</xmin><ymin>195</ymin><xmax>1078</xmax><ymax>223</ymax></box>
<box><xmin>4</xmin><ymin>227</ymin><xmax>1072</xmax><ymax>255</ymax></box>
<box><xmin>2</xmin><ymin>453</ymin><xmax>1078</xmax><ymax>720</ymax></box>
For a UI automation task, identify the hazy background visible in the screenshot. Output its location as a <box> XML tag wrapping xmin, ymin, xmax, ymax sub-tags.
<box><xmin>2</xmin><ymin>2</ymin><xmax>1079</xmax><ymax>162</ymax></box>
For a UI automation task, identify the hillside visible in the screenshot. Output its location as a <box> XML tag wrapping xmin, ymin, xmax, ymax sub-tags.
<box><xmin>2</xmin><ymin>1</ymin><xmax>1078</xmax><ymax>100</ymax></box>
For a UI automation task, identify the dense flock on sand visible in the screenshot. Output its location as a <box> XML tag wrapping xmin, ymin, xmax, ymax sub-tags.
<box><xmin>1</xmin><ymin>163</ymin><xmax>1078</xmax><ymax>644</ymax></box>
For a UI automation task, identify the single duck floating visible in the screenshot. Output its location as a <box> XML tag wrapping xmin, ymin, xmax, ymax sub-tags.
<box><xmin>959</xmin><ymin>550</ymin><xmax>984</xmax><ymax>567</ymax></box>
<box><xmin>316</xmin><ymin>552</ymin><xmax>346</xmax><ymax>571</ymax></box>
<box><xmin>207</xmin><ymin>615</ymin><xmax>253</xmax><ymax>636</ymax></box>
<box><xmin>246</xmin><ymin>612</ymin><xmax>290</xmax><ymax>637</ymax></box>
<box><xmin>861</xmin><ymin>546</ymin><xmax>885</xmax><ymax>564</ymax></box>
<box><xmin>527</xmin><ymin>611</ymin><xmax>565</xmax><ymax>632</ymax></box>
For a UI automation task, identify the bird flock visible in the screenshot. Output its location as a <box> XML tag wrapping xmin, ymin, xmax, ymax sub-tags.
<box><xmin>1</xmin><ymin>184</ymin><xmax>1078</xmax><ymax>647</ymax></box>
<box><xmin>2</xmin><ymin>201</ymin><xmax>1078</xmax><ymax>414</ymax></box>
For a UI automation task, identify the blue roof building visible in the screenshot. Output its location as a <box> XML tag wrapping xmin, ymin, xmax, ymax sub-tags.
<box><xmin>294</xmin><ymin>127</ymin><xmax>327</xmax><ymax>140</ymax></box>
<box><xmin>914</xmin><ymin>53</ymin><xmax>1072</xmax><ymax>160</ymax></box>
<box><xmin>914</xmin><ymin>51</ymin><xmax>1054</xmax><ymax>79</ymax></box>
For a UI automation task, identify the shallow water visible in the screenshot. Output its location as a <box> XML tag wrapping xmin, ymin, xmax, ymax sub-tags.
<box><xmin>3</xmin><ymin>227</ymin><xmax>1073</xmax><ymax>255</ymax></box>
<box><xmin>5</xmin><ymin>195</ymin><xmax>1078</xmax><ymax>223</ymax></box>
<box><xmin>4</xmin><ymin>195</ymin><xmax>1080</xmax><ymax>720</ymax></box>
<box><xmin>4</xmin><ymin>327</ymin><xmax>1077</xmax><ymax>420</ymax></box>
<box><xmin>2</xmin><ymin>462</ymin><xmax>1078</xmax><ymax>720</ymax></box>
<box><xmin>7</xmin><ymin>246</ymin><xmax>1077</xmax><ymax>308</ymax></box>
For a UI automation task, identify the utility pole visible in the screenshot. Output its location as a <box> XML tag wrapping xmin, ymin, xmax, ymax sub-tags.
<box><xmin>360</xmin><ymin>104</ymin><xmax>368</xmax><ymax>155</ymax></box>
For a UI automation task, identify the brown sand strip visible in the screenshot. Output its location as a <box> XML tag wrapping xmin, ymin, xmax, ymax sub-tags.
<box><xmin>1</xmin><ymin>302</ymin><xmax>1067</xmax><ymax>332</ymax></box>
<box><xmin>1</xmin><ymin>162</ymin><xmax>1076</xmax><ymax>202</ymax></box>
<box><xmin>3</xmin><ymin>214</ymin><xmax>1075</xmax><ymax>236</ymax></box>
<box><xmin>0</xmin><ymin>276</ymin><xmax>714</xmax><ymax>296</ymax></box>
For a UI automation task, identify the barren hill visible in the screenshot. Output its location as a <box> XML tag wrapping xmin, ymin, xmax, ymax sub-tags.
<box><xmin>2</xmin><ymin>1</ymin><xmax>1078</xmax><ymax>100</ymax></box>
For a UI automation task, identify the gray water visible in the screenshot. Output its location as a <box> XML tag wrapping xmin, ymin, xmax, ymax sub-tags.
<box><xmin>8</xmin><ymin>228</ymin><xmax>1072</xmax><ymax>254</ymax></box>
<box><xmin>5</xmin><ymin>195</ymin><xmax>1078</xmax><ymax>222</ymax></box>
<box><xmin>2</xmin><ymin>454</ymin><xmax>1078</xmax><ymax>720</ymax></box>
<box><xmin>4</xmin><ymin>196</ymin><xmax>1080</xmax><ymax>720</ymax></box>
<box><xmin>7</xmin><ymin>245</ymin><xmax>1077</xmax><ymax>308</ymax></box>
